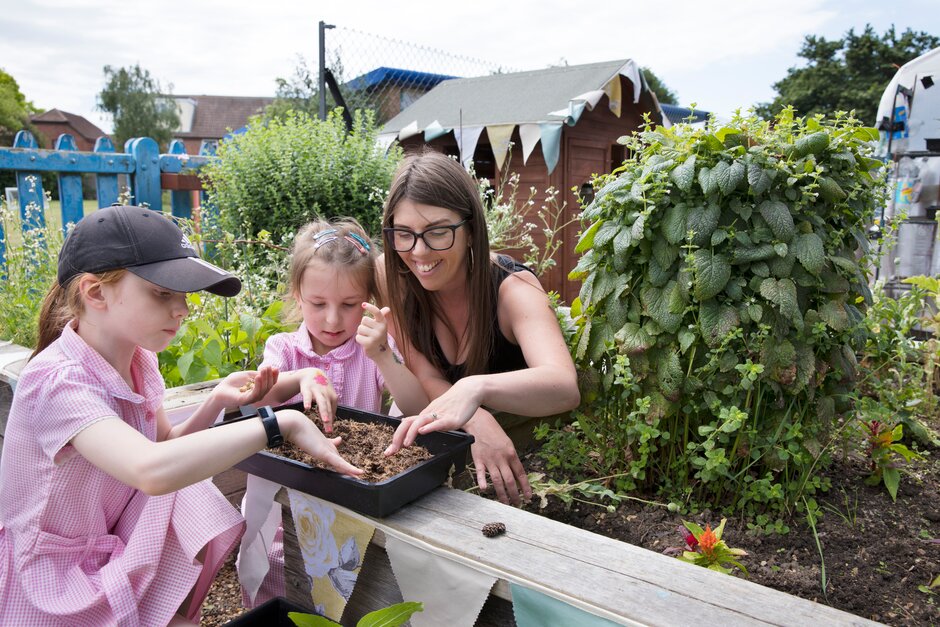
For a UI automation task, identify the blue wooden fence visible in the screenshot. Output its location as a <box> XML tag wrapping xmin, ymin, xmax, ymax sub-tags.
<box><xmin>0</xmin><ymin>130</ymin><xmax>217</xmax><ymax>260</ymax></box>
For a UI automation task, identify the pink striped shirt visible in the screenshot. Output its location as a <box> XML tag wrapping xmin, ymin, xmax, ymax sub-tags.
<box><xmin>0</xmin><ymin>321</ymin><xmax>244</xmax><ymax>626</ymax></box>
<box><xmin>262</xmin><ymin>327</ymin><xmax>386</xmax><ymax>413</ymax></box>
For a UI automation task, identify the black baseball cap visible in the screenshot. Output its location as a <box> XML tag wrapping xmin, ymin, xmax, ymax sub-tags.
<box><xmin>57</xmin><ymin>205</ymin><xmax>241</xmax><ymax>297</ymax></box>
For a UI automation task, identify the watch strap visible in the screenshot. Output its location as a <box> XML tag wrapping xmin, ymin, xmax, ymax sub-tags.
<box><xmin>258</xmin><ymin>406</ymin><xmax>284</xmax><ymax>448</ymax></box>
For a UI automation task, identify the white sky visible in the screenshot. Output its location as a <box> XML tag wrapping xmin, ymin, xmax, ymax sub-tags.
<box><xmin>2</xmin><ymin>0</ymin><xmax>939</xmax><ymax>135</ymax></box>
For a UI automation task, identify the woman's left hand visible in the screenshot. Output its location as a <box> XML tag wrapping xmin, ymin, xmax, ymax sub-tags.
<box><xmin>385</xmin><ymin>378</ymin><xmax>482</xmax><ymax>453</ymax></box>
<box><xmin>214</xmin><ymin>365</ymin><xmax>279</xmax><ymax>409</ymax></box>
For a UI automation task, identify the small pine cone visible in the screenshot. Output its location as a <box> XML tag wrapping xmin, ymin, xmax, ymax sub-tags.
<box><xmin>481</xmin><ymin>522</ymin><xmax>506</xmax><ymax>538</ymax></box>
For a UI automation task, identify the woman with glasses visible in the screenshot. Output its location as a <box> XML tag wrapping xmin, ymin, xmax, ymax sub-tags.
<box><xmin>380</xmin><ymin>151</ymin><xmax>580</xmax><ymax>505</ymax></box>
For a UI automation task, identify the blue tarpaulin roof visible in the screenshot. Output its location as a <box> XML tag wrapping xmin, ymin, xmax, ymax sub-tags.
<box><xmin>346</xmin><ymin>67</ymin><xmax>457</xmax><ymax>91</ymax></box>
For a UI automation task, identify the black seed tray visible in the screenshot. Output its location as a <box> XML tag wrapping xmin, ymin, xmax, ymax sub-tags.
<box><xmin>223</xmin><ymin>402</ymin><xmax>474</xmax><ymax>518</ymax></box>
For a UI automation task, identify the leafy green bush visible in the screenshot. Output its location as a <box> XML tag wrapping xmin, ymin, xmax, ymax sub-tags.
<box><xmin>202</xmin><ymin>109</ymin><xmax>402</xmax><ymax>239</ymax></box>
<box><xmin>541</xmin><ymin>109</ymin><xmax>886</xmax><ymax>515</ymax></box>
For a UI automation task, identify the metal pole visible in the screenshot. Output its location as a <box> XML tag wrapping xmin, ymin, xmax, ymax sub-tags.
<box><xmin>318</xmin><ymin>21</ymin><xmax>335</xmax><ymax>121</ymax></box>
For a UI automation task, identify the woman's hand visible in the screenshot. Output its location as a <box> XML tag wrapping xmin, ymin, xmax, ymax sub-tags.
<box><xmin>384</xmin><ymin>377</ymin><xmax>483</xmax><ymax>454</ymax></box>
<box><xmin>463</xmin><ymin>412</ymin><xmax>531</xmax><ymax>506</ymax></box>
<box><xmin>278</xmin><ymin>409</ymin><xmax>362</xmax><ymax>477</ymax></box>
<box><xmin>213</xmin><ymin>366</ymin><xmax>279</xmax><ymax>410</ymax></box>
<box><xmin>356</xmin><ymin>303</ymin><xmax>392</xmax><ymax>361</ymax></box>
<box><xmin>298</xmin><ymin>368</ymin><xmax>337</xmax><ymax>433</ymax></box>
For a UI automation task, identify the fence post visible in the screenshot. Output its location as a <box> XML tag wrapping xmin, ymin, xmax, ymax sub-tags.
<box><xmin>53</xmin><ymin>134</ymin><xmax>84</xmax><ymax>234</ymax></box>
<box><xmin>94</xmin><ymin>137</ymin><xmax>120</xmax><ymax>208</ymax></box>
<box><xmin>12</xmin><ymin>131</ymin><xmax>45</xmax><ymax>231</ymax></box>
<box><xmin>129</xmin><ymin>137</ymin><xmax>162</xmax><ymax>211</ymax></box>
<box><xmin>167</xmin><ymin>139</ymin><xmax>193</xmax><ymax>220</ymax></box>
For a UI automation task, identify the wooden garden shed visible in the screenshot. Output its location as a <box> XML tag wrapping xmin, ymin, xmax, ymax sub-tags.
<box><xmin>379</xmin><ymin>59</ymin><xmax>666</xmax><ymax>303</ymax></box>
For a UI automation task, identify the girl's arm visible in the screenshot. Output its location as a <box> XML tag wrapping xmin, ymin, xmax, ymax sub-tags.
<box><xmin>357</xmin><ymin>303</ymin><xmax>428</xmax><ymax>415</ymax></box>
<box><xmin>72</xmin><ymin>407</ymin><xmax>361</xmax><ymax>496</ymax></box>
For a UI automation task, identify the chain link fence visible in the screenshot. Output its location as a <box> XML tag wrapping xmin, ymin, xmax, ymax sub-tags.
<box><xmin>321</xmin><ymin>26</ymin><xmax>512</xmax><ymax>125</ymax></box>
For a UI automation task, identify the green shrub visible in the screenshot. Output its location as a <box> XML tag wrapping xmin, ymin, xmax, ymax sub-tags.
<box><xmin>541</xmin><ymin>109</ymin><xmax>886</xmax><ymax>515</ymax></box>
<box><xmin>202</xmin><ymin>109</ymin><xmax>402</xmax><ymax>239</ymax></box>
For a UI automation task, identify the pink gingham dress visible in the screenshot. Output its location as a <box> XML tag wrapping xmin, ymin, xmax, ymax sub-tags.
<box><xmin>261</xmin><ymin>326</ymin><xmax>386</xmax><ymax>413</ymax></box>
<box><xmin>239</xmin><ymin>328</ymin><xmax>391</xmax><ymax>606</ymax></box>
<box><xmin>0</xmin><ymin>322</ymin><xmax>245</xmax><ymax>626</ymax></box>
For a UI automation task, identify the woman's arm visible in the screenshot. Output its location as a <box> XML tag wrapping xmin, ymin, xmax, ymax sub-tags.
<box><xmin>73</xmin><ymin>408</ymin><xmax>361</xmax><ymax>496</ymax></box>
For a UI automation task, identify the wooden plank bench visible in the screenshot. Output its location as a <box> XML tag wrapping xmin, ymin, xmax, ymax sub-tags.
<box><xmin>0</xmin><ymin>340</ymin><xmax>882</xmax><ymax>625</ymax></box>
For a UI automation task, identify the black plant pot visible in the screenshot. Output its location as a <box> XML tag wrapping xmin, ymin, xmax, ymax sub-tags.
<box><xmin>222</xmin><ymin>597</ymin><xmax>309</xmax><ymax>626</ymax></box>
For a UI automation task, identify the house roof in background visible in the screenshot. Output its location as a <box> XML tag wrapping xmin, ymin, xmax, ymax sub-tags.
<box><xmin>172</xmin><ymin>95</ymin><xmax>274</xmax><ymax>139</ymax></box>
<box><xmin>381</xmin><ymin>59</ymin><xmax>638</xmax><ymax>133</ymax></box>
<box><xmin>29</xmin><ymin>109</ymin><xmax>107</xmax><ymax>142</ymax></box>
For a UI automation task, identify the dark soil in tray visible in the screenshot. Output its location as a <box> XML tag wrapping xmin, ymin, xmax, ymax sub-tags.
<box><xmin>279</xmin><ymin>412</ymin><xmax>432</xmax><ymax>483</ymax></box>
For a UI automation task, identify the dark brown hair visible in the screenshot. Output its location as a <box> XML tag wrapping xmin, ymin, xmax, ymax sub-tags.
<box><xmin>32</xmin><ymin>270</ymin><xmax>127</xmax><ymax>359</ymax></box>
<box><xmin>382</xmin><ymin>151</ymin><xmax>496</xmax><ymax>376</ymax></box>
<box><xmin>285</xmin><ymin>217</ymin><xmax>377</xmax><ymax>323</ymax></box>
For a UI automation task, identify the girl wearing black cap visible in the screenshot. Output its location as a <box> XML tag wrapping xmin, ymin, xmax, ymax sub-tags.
<box><xmin>0</xmin><ymin>206</ymin><xmax>362</xmax><ymax>626</ymax></box>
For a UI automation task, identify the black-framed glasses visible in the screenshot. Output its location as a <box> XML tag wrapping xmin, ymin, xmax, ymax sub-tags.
<box><xmin>383</xmin><ymin>220</ymin><xmax>468</xmax><ymax>252</ymax></box>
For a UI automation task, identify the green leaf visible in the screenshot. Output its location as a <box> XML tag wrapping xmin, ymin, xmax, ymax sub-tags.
<box><xmin>593</xmin><ymin>222</ymin><xmax>619</xmax><ymax>249</ymax></box>
<box><xmin>715</xmin><ymin>160</ymin><xmax>745</xmax><ymax>196</ymax></box>
<box><xmin>613</xmin><ymin>227</ymin><xmax>633</xmax><ymax>258</ymax></box>
<box><xmin>698</xmin><ymin>166</ymin><xmax>716</xmax><ymax>196</ymax></box>
<box><xmin>615</xmin><ymin>322</ymin><xmax>653</xmax><ymax>355</ymax></box>
<box><xmin>693</xmin><ymin>250</ymin><xmax>731</xmax><ymax>301</ymax></box>
<box><xmin>658</xmin><ymin>350</ymin><xmax>684</xmax><ymax>400</ymax></box>
<box><xmin>575</xmin><ymin>220</ymin><xmax>603</xmax><ymax>253</ymax></box>
<box><xmin>359</xmin><ymin>602</ymin><xmax>425</xmax><ymax>627</ymax></box>
<box><xmin>818</xmin><ymin>176</ymin><xmax>847</xmax><ymax>202</ymax></box>
<box><xmin>670</xmin><ymin>155</ymin><xmax>697</xmax><ymax>192</ymax></box>
<box><xmin>687</xmin><ymin>203</ymin><xmax>720</xmax><ymax>247</ymax></box>
<box><xmin>883</xmin><ymin>467</ymin><xmax>900</xmax><ymax>502</ymax></box>
<box><xmin>732</xmin><ymin>243</ymin><xmax>775</xmax><ymax>265</ymax></box>
<box><xmin>747</xmin><ymin>303</ymin><xmax>763</xmax><ymax>322</ymax></box>
<box><xmin>177</xmin><ymin>350</ymin><xmax>195</xmax><ymax>381</ymax></box>
<box><xmin>641</xmin><ymin>282</ymin><xmax>683</xmax><ymax>333</ymax></box>
<box><xmin>288</xmin><ymin>612</ymin><xmax>339</xmax><ymax>627</ymax></box>
<box><xmin>678</xmin><ymin>328</ymin><xmax>696</xmax><ymax>353</ymax></box>
<box><xmin>747</xmin><ymin>163</ymin><xmax>775</xmax><ymax>195</ymax></box>
<box><xmin>794</xmin><ymin>131</ymin><xmax>829</xmax><ymax>157</ymax></box>
<box><xmin>662</xmin><ymin>203</ymin><xmax>688</xmax><ymax>244</ymax></box>
<box><xmin>773</xmin><ymin>243</ymin><xmax>788</xmax><ymax>257</ymax></box>
<box><xmin>793</xmin><ymin>232</ymin><xmax>825</xmax><ymax>274</ymax></box>
<box><xmin>758</xmin><ymin>199</ymin><xmax>795</xmax><ymax>242</ymax></box>
<box><xmin>819</xmin><ymin>300</ymin><xmax>849</xmax><ymax>331</ymax></box>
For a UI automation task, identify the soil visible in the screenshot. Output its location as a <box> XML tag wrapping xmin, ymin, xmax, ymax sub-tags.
<box><xmin>203</xmin><ymin>426</ymin><xmax>940</xmax><ymax>626</ymax></box>
<box><xmin>279</xmin><ymin>414</ymin><xmax>432</xmax><ymax>482</ymax></box>
<box><xmin>499</xmin><ymin>444</ymin><xmax>940</xmax><ymax>626</ymax></box>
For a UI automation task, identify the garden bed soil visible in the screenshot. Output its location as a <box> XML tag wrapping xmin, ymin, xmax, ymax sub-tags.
<box><xmin>204</xmin><ymin>438</ymin><xmax>939</xmax><ymax>626</ymax></box>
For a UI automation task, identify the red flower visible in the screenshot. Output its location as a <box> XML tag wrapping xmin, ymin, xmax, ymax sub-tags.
<box><xmin>699</xmin><ymin>525</ymin><xmax>719</xmax><ymax>556</ymax></box>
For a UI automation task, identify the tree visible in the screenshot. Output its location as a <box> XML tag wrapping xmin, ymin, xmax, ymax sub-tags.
<box><xmin>641</xmin><ymin>67</ymin><xmax>678</xmax><ymax>105</ymax></box>
<box><xmin>97</xmin><ymin>64</ymin><xmax>179</xmax><ymax>150</ymax></box>
<box><xmin>0</xmin><ymin>68</ymin><xmax>41</xmax><ymax>145</ymax></box>
<box><xmin>757</xmin><ymin>25</ymin><xmax>939</xmax><ymax>124</ymax></box>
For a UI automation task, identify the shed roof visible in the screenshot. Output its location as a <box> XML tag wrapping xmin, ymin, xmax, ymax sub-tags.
<box><xmin>382</xmin><ymin>59</ymin><xmax>645</xmax><ymax>133</ymax></box>
<box><xmin>29</xmin><ymin>109</ymin><xmax>107</xmax><ymax>142</ymax></box>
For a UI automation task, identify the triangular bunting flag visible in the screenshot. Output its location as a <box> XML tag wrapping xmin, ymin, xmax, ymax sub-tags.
<box><xmin>519</xmin><ymin>123</ymin><xmax>541</xmax><ymax>165</ymax></box>
<box><xmin>385</xmin><ymin>535</ymin><xmax>497</xmax><ymax>627</ymax></box>
<box><xmin>604</xmin><ymin>76</ymin><xmax>623</xmax><ymax>118</ymax></box>
<box><xmin>486</xmin><ymin>124</ymin><xmax>515</xmax><ymax>171</ymax></box>
<box><xmin>424</xmin><ymin>120</ymin><xmax>450</xmax><ymax>142</ymax></box>
<box><xmin>538</xmin><ymin>123</ymin><xmax>563</xmax><ymax>175</ymax></box>
<box><xmin>453</xmin><ymin>125</ymin><xmax>485</xmax><ymax>170</ymax></box>
<box><xmin>236</xmin><ymin>475</ymin><xmax>284</xmax><ymax>606</ymax></box>
<box><xmin>398</xmin><ymin>120</ymin><xmax>420</xmax><ymax>141</ymax></box>
<box><xmin>376</xmin><ymin>133</ymin><xmax>397</xmax><ymax>154</ymax></box>
<box><xmin>287</xmin><ymin>490</ymin><xmax>375</xmax><ymax>622</ymax></box>
<box><xmin>510</xmin><ymin>583</ymin><xmax>623</xmax><ymax>627</ymax></box>
<box><xmin>620</xmin><ymin>59</ymin><xmax>643</xmax><ymax>103</ymax></box>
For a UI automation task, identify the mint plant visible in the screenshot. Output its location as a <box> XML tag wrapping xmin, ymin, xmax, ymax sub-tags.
<box><xmin>546</xmin><ymin>109</ymin><xmax>886</xmax><ymax>515</ymax></box>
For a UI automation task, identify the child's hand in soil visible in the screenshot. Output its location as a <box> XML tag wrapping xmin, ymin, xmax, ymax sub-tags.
<box><xmin>278</xmin><ymin>409</ymin><xmax>362</xmax><ymax>477</ymax></box>
<box><xmin>215</xmin><ymin>366</ymin><xmax>279</xmax><ymax>410</ymax></box>
<box><xmin>356</xmin><ymin>303</ymin><xmax>394</xmax><ymax>362</ymax></box>
<box><xmin>299</xmin><ymin>368</ymin><xmax>337</xmax><ymax>432</ymax></box>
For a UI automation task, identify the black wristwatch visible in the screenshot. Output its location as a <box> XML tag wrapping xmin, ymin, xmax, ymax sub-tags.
<box><xmin>258</xmin><ymin>406</ymin><xmax>284</xmax><ymax>448</ymax></box>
